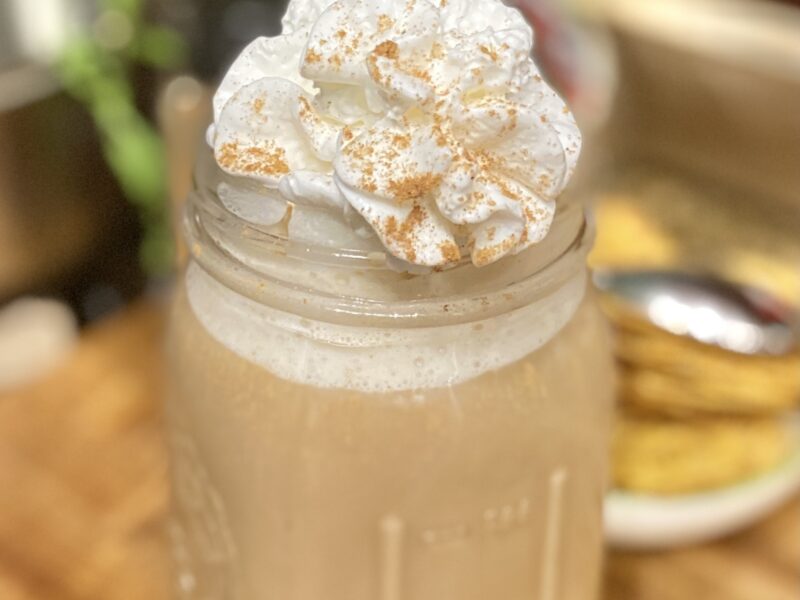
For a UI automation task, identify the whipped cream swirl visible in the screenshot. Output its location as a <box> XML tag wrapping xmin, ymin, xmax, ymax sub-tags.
<box><xmin>210</xmin><ymin>0</ymin><xmax>581</xmax><ymax>267</ymax></box>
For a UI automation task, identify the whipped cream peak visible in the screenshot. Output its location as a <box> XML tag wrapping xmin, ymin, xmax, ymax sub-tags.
<box><xmin>210</xmin><ymin>0</ymin><xmax>581</xmax><ymax>268</ymax></box>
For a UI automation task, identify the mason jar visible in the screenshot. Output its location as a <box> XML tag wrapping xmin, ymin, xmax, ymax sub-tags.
<box><xmin>166</xmin><ymin>150</ymin><xmax>614</xmax><ymax>600</ymax></box>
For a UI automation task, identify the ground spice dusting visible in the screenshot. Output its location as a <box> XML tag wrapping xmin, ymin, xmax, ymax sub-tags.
<box><xmin>383</xmin><ymin>204</ymin><xmax>428</xmax><ymax>263</ymax></box>
<box><xmin>378</xmin><ymin>14</ymin><xmax>395</xmax><ymax>33</ymax></box>
<box><xmin>473</xmin><ymin>237</ymin><xmax>516</xmax><ymax>267</ymax></box>
<box><xmin>296</xmin><ymin>96</ymin><xmax>326</xmax><ymax>134</ymax></box>
<box><xmin>347</xmin><ymin>140</ymin><xmax>374</xmax><ymax>162</ymax></box>
<box><xmin>384</xmin><ymin>215</ymin><xmax>398</xmax><ymax>236</ymax></box>
<box><xmin>433</xmin><ymin>126</ymin><xmax>448</xmax><ymax>147</ymax></box>
<box><xmin>217</xmin><ymin>142</ymin><xmax>290</xmax><ymax>178</ymax></box>
<box><xmin>479</xmin><ymin>45</ymin><xmax>499</xmax><ymax>62</ymax></box>
<box><xmin>387</xmin><ymin>172</ymin><xmax>443</xmax><ymax>201</ymax></box>
<box><xmin>524</xmin><ymin>206</ymin><xmax>539</xmax><ymax>223</ymax></box>
<box><xmin>252</xmin><ymin>98</ymin><xmax>265</xmax><ymax>113</ymax></box>
<box><xmin>508</xmin><ymin>107</ymin><xmax>518</xmax><ymax>131</ymax></box>
<box><xmin>305</xmin><ymin>48</ymin><xmax>322</xmax><ymax>64</ymax></box>
<box><xmin>409</xmin><ymin>66</ymin><xmax>431</xmax><ymax>82</ymax></box>
<box><xmin>298</xmin><ymin>96</ymin><xmax>311</xmax><ymax>116</ymax></box>
<box><xmin>496</xmin><ymin>178</ymin><xmax>520</xmax><ymax>201</ymax></box>
<box><xmin>393</xmin><ymin>133</ymin><xmax>411</xmax><ymax>149</ymax></box>
<box><xmin>343</xmin><ymin>31</ymin><xmax>365</xmax><ymax>56</ymax></box>
<box><xmin>476</xmin><ymin>161</ymin><xmax>520</xmax><ymax>202</ymax></box>
<box><xmin>474</xmin><ymin>149</ymin><xmax>505</xmax><ymax>174</ymax></box>
<box><xmin>373</xmin><ymin>40</ymin><xmax>399</xmax><ymax>60</ymax></box>
<box><xmin>538</xmin><ymin>173</ymin><xmax>552</xmax><ymax>189</ymax></box>
<box><xmin>369</xmin><ymin>68</ymin><xmax>390</xmax><ymax>87</ymax></box>
<box><xmin>439</xmin><ymin>240</ymin><xmax>460</xmax><ymax>263</ymax></box>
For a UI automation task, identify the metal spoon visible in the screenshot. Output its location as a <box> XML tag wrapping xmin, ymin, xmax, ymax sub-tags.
<box><xmin>593</xmin><ymin>270</ymin><xmax>797</xmax><ymax>357</ymax></box>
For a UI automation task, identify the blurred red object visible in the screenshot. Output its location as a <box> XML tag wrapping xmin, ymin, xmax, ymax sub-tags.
<box><xmin>513</xmin><ymin>0</ymin><xmax>617</xmax><ymax>134</ymax></box>
<box><xmin>513</xmin><ymin>0</ymin><xmax>581</xmax><ymax>100</ymax></box>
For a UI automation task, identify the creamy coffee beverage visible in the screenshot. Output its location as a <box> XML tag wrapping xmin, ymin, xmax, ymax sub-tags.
<box><xmin>167</xmin><ymin>1</ymin><xmax>614</xmax><ymax>599</ymax></box>
<box><xmin>168</xmin><ymin>260</ymin><xmax>612</xmax><ymax>600</ymax></box>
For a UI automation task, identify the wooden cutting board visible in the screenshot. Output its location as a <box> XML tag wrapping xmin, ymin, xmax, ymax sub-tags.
<box><xmin>0</xmin><ymin>301</ymin><xmax>797</xmax><ymax>600</ymax></box>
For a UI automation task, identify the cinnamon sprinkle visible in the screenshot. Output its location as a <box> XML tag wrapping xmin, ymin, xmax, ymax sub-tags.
<box><xmin>305</xmin><ymin>48</ymin><xmax>322</xmax><ymax>64</ymax></box>
<box><xmin>479</xmin><ymin>45</ymin><xmax>499</xmax><ymax>62</ymax></box>
<box><xmin>373</xmin><ymin>40</ymin><xmax>399</xmax><ymax>60</ymax></box>
<box><xmin>433</xmin><ymin>125</ymin><xmax>448</xmax><ymax>147</ymax></box>
<box><xmin>387</xmin><ymin>172</ymin><xmax>443</xmax><ymax>201</ymax></box>
<box><xmin>392</xmin><ymin>133</ymin><xmax>411</xmax><ymax>149</ymax></box>
<box><xmin>297</xmin><ymin>96</ymin><xmax>312</xmax><ymax>117</ymax></box>
<box><xmin>473</xmin><ymin>236</ymin><xmax>516</xmax><ymax>267</ymax></box>
<box><xmin>383</xmin><ymin>204</ymin><xmax>427</xmax><ymax>263</ymax></box>
<box><xmin>362</xmin><ymin>178</ymin><xmax>378</xmax><ymax>193</ymax></box>
<box><xmin>378</xmin><ymin>14</ymin><xmax>395</xmax><ymax>33</ymax></box>
<box><xmin>217</xmin><ymin>142</ymin><xmax>290</xmax><ymax>178</ymax></box>
<box><xmin>538</xmin><ymin>173</ymin><xmax>552</xmax><ymax>189</ymax></box>
<box><xmin>496</xmin><ymin>178</ymin><xmax>520</xmax><ymax>201</ymax></box>
<box><xmin>439</xmin><ymin>240</ymin><xmax>460</xmax><ymax>263</ymax></box>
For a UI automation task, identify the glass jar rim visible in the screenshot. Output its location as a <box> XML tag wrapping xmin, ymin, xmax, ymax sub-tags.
<box><xmin>183</xmin><ymin>152</ymin><xmax>594</xmax><ymax>327</ymax></box>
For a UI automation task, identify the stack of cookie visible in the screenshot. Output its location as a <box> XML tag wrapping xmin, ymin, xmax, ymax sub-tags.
<box><xmin>603</xmin><ymin>295</ymin><xmax>800</xmax><ymax>494</ymax></box>
<box><xmin>590</xmin><ymin>184</ymin><xmax>800</xmax><ymax>495</ymax></box>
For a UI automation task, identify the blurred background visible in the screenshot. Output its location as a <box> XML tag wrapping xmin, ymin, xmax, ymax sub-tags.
<box><xmin>0</xmin><ymin>0</ymin><xmax>798</xmax><ymax>598</ymax></box>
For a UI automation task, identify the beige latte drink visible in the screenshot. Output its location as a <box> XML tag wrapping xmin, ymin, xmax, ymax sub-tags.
<box><xmin>168</xmin><ymin>1</ymin><xmax>613</xmax><ymax>598</ymax></box>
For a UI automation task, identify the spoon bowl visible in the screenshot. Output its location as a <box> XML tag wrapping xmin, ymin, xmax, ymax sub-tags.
<box><xmin>594</xmin><ymin>269</ymin><xmax>797</xmax><ymax>356</ymax></box>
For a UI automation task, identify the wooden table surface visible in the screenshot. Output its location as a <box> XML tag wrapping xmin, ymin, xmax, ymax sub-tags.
<box><xmin>1</xmin><ymin>301</ymin><xmax>798</xmax><ymax>600</ymax></box>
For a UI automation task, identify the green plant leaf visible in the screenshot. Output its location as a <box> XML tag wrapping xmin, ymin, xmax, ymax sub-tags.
<box><xmin>54</xmin><ymin>0</ymin><xmax>187</xmax><ymax>275</ymax></box>
<box><xmin>133</xmin><ymin>26</ymin><xmax>187</xmax><ymax>68</ymax></box>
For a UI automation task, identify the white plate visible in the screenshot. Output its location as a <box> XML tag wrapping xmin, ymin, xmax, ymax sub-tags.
<box><xmin>605</xmin><ymin>444</ymin><xmax>800</xmax><ymax>550</ymax></box>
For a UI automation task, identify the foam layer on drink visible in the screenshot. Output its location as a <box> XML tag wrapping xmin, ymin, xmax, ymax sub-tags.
<box><xmin>186</xmin><ymin>261</ymin><xmax>586</xmax><ymax>392</ymax></box>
